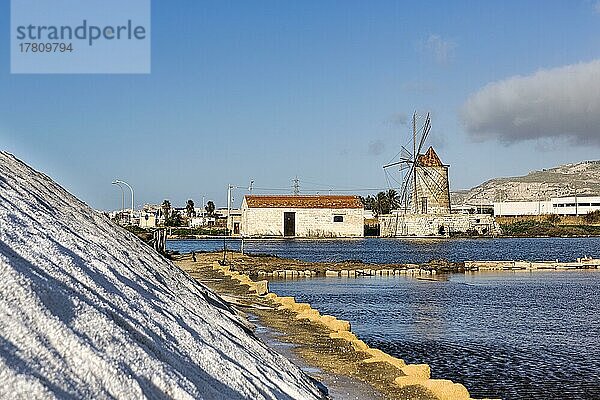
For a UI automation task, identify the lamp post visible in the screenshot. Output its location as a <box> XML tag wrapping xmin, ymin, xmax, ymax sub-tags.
<box><xmin>222</xmin><ymin>180</ymin><xmax>254</xmax><ymax>264</ymax></box>
<box><xmin>111</xmin><ymin>182</ymin><xmax>125</xmax><ymax>223</ymax></box>
<box><xmin>226</xmin><ymin>180</ymin><xmax>255</xmax><ymax>234</ymax></box>
<box><xmin>113</xmin><ymin>179</ymin><xmax>134</xmax><ymax>224</ymax></box>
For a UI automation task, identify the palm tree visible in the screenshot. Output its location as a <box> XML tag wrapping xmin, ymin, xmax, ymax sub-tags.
<box><xmin>359</xmin><ymin>195</ymin><xmax>375</xmax><ymax>210</ymax></box>
<box><xmin>385</xmin><ymin>189</ymin><xmax>400</xmax><ymax>211</ymax></box>
<box><xmin>205</xmin><ymin>201</ymin><xmax>215</xmax><ymax>216</ymax></box>
<box><xmin>186</xmin><ymin>199</ymin><xmax>195</xmax><ymax>218</ymax></box>
<box><xmin>374</xmin><ymin>191</ymin><xmax>389</xmax><ymax>216</ymax></box>
<box><xmin>161</xmin><ymin>199</ymin><xmax>171</xmax><ymax>219</ymax></box>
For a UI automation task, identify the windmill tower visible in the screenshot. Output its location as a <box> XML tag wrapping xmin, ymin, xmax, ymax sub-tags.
<box><xmin>383</xmin><ymin>112</ymin><xmax>451</xmax><ymax>215</ymax></box>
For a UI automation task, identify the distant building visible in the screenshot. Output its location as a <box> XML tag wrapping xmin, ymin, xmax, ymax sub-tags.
<box><xmin>494</xmin><ymin>196</ymin><xmax>600</xmax><ymax>216</ymax></box>
<box><xmin>241</xmin><ymin>195</ymin><xmax>364</xmax><ymax>238</ymax></box>
<box><xmin>136</xmin><ymin>204</ymin><xmax>165</xmax><ymax>228</ymax></box>
<box><xmin>190</xmin><ymin>215</ymin><xmax>216</xmax><ymax>227</ymax></box>
<box><xmin>139</xmin><ymin>211</ymin><xmax>157</xmax><ymax>228</ymax></box>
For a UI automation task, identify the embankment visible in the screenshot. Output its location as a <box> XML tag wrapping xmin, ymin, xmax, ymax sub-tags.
<box><xmin>184</xmin><ymin>251</ymin><xmax>600</xmax><ymax>279</ymax></box>
<box><xmin>176</xmin><ymin>253</ymin><xmax>476</xmax><ymax>400</ymax></box>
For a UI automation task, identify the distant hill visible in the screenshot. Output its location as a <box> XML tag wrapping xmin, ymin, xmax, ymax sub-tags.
<box><xmin>451</xmin><ymin>160</ymin><xmax>600</xmax><ymax>205</ymax></box>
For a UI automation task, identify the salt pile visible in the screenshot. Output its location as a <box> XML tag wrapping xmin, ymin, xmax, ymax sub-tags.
<box><xmin>0</xmin><ymin>152</ymin><xmax>325</xmax><ymax>399</ymax></box>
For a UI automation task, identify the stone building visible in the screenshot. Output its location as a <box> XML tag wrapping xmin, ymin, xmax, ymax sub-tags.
<box><xmin>380</xmin><ymin>213</ymin><xmax>498</xmax><ymax>237</ymax></box>
<box><xmin>380</xmin><ymin>146</ymin><xmax>499</xmax><ymax>237</ymax></box>
<box><xmin>413</xmin><ymin>147</ymin><xmax>451</xmax><ymax>214</ymax></box>
<box><xmin>241</xmin><ymin>195</ymin><xmax>364</xmax><ymax>238</ymax></box>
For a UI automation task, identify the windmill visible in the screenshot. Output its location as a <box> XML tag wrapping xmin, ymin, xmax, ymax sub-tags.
<box><xmin>383</xmin><ymin>112</ymin><xmax>451</xmax><ymax>215</ymax></box>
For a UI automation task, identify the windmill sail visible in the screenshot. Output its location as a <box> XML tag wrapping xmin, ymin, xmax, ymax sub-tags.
<box><xmin>383</xmin><ymin>112</ymin><xmax>450</xmax><ymax>215</ymax></box>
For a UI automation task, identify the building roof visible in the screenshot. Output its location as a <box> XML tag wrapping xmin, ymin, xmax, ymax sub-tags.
<box><xmin>417</xmin><ymin>146</ymin><xmax>444</xmax><ymax>167</ymax></box>
<box><xmin>244</xmin><ymin>195</ymin><xmax>363</xmax><ymax>209</ymax></box>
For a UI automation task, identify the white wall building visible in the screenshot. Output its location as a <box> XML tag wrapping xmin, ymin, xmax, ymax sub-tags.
<box><xmin>241</xmin><ymin>195</ymin><xmax>364</xmax><ymax>238</ymax></box>
<box><xmin>493</xmin><ymin>200</ymin><xmax>552</xmax><ymax>216</ymax></box>
<box><xmin>139</xmin><ymin>211</ymin><xmax>158</xmax><ymax>228</ymax></box>
<box><xmin>190</xmin><ymin>216</ymin><xmax>216</xmax><ymax>227</ymax></box>
<box><xmin>494</xmin><ymin>196</ymin><xmax>600</xmax><ymax>216</ymax></box>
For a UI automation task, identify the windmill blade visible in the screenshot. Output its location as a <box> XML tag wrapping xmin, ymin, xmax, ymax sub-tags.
<box><xmin>416</xmin><ymin>169</ymin><xmax>441</xmax><ymax>202</ymax></box>
<box><xmin>415</xmin><ymin>113</ymin><xmax>431</xmax><ymax>160</ymax></box>
<box><xmin>400</xmin><ymin>145</ymin><xmax>413</xmax><ymax>160</ymax></box>
<box><xmin>418</xmin><ymin>168</ymin><xmax>447</xmax><ymax>203</ymax></box>
<box><xmin>383</xmin><ymin>160</ymin><xmax>404</xmax><ymax>169</ymax></box>
<box><xmin>399</xmin><ymin>161</ymin><xmax>416</xmax><ymax>211</ymax></box>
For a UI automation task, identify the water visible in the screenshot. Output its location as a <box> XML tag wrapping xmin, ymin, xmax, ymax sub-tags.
<box><xmin>168</xmin><ymin>238</ymin><xmax>600</xmax><ymax>398</ymax></box>
<box><xmin>168</xmin><ymin>237</ymin><xmax>600</xmax><ymax>263</ymax></box>
<box><xmin>268</xmin><ymin>272</ymin><xmax>600</xmax><ymax>400</ymax></box>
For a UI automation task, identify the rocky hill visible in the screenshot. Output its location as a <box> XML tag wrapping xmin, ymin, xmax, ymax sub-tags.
<box><xmin>452</xmin><ymin>160</ymin><xmax>600</xmax><ymax>205</ymax></box>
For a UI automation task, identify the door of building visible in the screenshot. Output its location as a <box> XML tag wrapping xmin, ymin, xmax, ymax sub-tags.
<box><xmin>283</xmin><ymin>212</ymin><xmax>295</xmax><ymax>237</ymax></box>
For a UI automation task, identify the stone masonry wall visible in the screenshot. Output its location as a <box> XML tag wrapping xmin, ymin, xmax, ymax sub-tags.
<box><xmin>379</xmin><ymin>213</ymin><xmax>499</xmax><ymax>237</ymax></box>
<box><xmin>241</xmin><ymin>207</ymin><xmax>364</xmax><ymax>238</ymax></box>
<box><xmin>414</xmin><ymin>165</ymin><xmax>451</xmax><ymax>214</ymax></box>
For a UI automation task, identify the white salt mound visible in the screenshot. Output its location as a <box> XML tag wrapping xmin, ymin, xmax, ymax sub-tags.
<box><xmin>0</xmin><ymin>152</ymin><xmax>325</xmax><ymax>400</ymax></box>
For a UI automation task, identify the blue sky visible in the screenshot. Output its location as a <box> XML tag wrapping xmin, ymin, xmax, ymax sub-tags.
<box><xmin>2</xmin><ymin>0</ymin><xmax>600</xmax><ymax>210</ymax></box>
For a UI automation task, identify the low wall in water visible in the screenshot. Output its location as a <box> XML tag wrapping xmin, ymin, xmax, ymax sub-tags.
<box><xmin>465</xmin><ymin>258</ymin><xmax>600</xmax><ymax>271</ymax></box>
<box><xmin>379</xmin><ymin>213</ymin><xmax>500</xmax><ymax>237</ymax></box>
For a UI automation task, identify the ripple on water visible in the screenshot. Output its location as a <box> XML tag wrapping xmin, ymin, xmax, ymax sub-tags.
<box><xmin>267</xmin><ymin>272</ymin><xmax>600</xmax><ymax>400</ymax></box>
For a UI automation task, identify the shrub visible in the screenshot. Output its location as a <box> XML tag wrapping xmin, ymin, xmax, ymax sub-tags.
<box><xmin>583</xmin><ymin>210</ymin><xmax>600</xmax><ymax>224</ymax></box>
<box><xmin>545</xmin><ymin>214</ymin><xmax>561</xmax><ymax>225</ymax></box>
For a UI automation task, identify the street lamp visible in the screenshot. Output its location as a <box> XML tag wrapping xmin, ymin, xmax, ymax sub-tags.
<box><xmin>111</xmin><ymin>181</ymin><xmax>125</xmax><ymax>223</ymax></box>
<box><xmin>112</xmin><ymin>179</ymin><xmax>134</xmax><ymax>224</ymax></box>
<box><xmin>226</xmin><ymin>180</ymin><xmax>255</xmax><ymax>233</ymax></box>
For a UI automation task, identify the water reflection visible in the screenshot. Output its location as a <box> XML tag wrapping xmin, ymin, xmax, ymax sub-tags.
<box><xmin>168</xmin><ymin>237</ymin><xmax>600</xmax><ymax>264</ymax></box>
<box><xmin>268</xmin><ymin>272</ymin><xmax>600</xmax><ymax>400</ymax></box>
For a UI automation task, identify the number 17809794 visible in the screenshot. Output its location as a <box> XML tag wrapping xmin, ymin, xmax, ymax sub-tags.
<box><xmin>19</xmin><ymin>42</ymin><xmax>73</xmax><ymax>52</ymax></box>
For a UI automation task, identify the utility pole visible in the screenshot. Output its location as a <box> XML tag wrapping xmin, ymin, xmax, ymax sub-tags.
<box><xmin>574</xmin><ymin>184</ymin><xmax>578</xmax><ymax>216</ymax></box>
<box><xmin>227</xmin><ymin>184</ymin><xmax>233</xmax><ymax>233</ymax></box>
<box><xmin>292</xmin><ymin>177</ymin><xmax>300</xmax><ymax>195</ymax></box>
<box><xmin>412</xmin><ymin>112</ymin><xmax>418</xmax><ymax>213</ymax></box>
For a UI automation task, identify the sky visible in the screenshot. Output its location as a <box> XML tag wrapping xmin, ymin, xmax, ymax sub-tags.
<box><xmin>1</xmin><ymin>0</ymin><xmax>600</xmax><ymax>210</ymax></box>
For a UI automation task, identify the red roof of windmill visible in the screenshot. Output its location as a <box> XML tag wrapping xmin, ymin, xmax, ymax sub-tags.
<box><xmin>417</xmin><ymin>147</ymin><xmax>444</xmax><ymax>167</ymax></box>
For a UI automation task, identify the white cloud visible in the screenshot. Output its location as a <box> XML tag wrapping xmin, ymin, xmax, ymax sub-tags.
<box><xmin>594</xmin><ymin>1</ymin><xmax>600</xmax><ymax>14</ymax></box>
<box><xmin>461</xmin><ymin>59</ymin><xmax>600</xmax><ymax>146</ymax></box>
<box><xmin>420</xmin><ymin>34</ymin><xmax>456</xmax><ymax>65</ymax></box>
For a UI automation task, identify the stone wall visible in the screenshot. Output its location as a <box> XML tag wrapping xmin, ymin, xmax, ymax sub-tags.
<box><xmin>414</xmin><ymin>165</ymin><xmax>451</xmax><ymax>214</ymax></box>
<box><xmin>379</xmin><ymin>213</ymin><xmax>499</xmax><ymax>237</ymax></box>
<box><xmin>241</xmin><ymin>207</ymin><xmax>364</xmax><ymax>238</ymax></box>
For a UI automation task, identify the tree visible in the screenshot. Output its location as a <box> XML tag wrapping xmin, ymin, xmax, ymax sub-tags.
<box><xmin>205</xmin><ymin>201</ymin><xmax>215</xmax><ymax>216</ymax></box>
<box><xmin>161</xmin><ymin>200</ymin><xmax>171</xmax><ymax>219</ymax></box>
<box><xmin>166</xmin><ymin>210</ymin><xmax>183</xmax><ymax>227</ymax></box>
<box><xmin>186</xmin><ymin>199</ymin><xmax>196</xmax><ymax>218</ymax></box>
<box><xmin>374</xmin><ymin>191</ymin><xmax>390</xmax><ymax>216</ymax></box>
<box><xmin>359</xmin><ymin>195</ymin><xmax>375</xmax><ymax>210</ymax></box>
<box><xmin>385</xmin><ymin>189</ymin><xmax>400</xmax><ymax>211</ymax></box>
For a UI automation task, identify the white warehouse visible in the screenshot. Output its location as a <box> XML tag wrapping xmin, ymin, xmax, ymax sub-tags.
<box><xmin>494</xmin><ymin>196</ymin><xmax>600</xmax><ymax>216</ymax></box>
<box><xmin>241</xmin><ymin>195</ymin><xmax>364</xmax><ymax>238</ymax></box>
